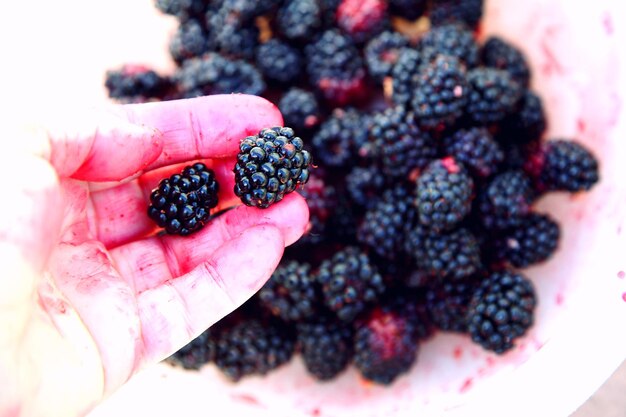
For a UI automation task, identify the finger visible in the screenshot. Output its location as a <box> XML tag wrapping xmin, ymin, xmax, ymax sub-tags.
<box><xmin>136</xmin><ymin>224</ymin><xmax>284</xmax><ymax>364</ymax></box>
<box><xmin>120</xmin><ymin>94</ymin><xmax>283</xmax><ymax>169</ymax></box>
<box><xmin>110</xmin><ymin>193</ymin><xmax>309</xmax><ymax>293</ymax></box>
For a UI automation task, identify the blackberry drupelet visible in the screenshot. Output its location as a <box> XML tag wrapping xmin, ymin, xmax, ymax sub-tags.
<box><xmin>278</xmin><ymin>88</ymin><xmax>322</xmax><ymax>130</ymax></box>
<box><xmin>478</xmin><ymin>170</ymin><xmax>535</xmax><ymax>230</ymax></box>
<box><xmin>426</xmin><ymin>276</ymin><xmax>481</xmax><ymax>332</ymax></box>
<box><xmin>255</xmin><ymin>39</ymin><xmax>303</xmax><ymax>84</ymax></box>
<box><xmin>429</xmin><ymin>0</ymin><xmax>484</xmax><ymax>30</ymax></box>
<box><xmin>495</xmin><ymin>213</ymin><xmax>560</xmax><ymax>268</ymax></box>
<box><xmin>357</xmin><ymin>185</ymin><xmax>418</xmax><ymax>260</ymax></box>
<box><xmin>258</xmin><ymin>260</ymin><xmax>320</xmax><ymax>322</ymax></box>
<box><xmin>417</xmin><ymin>228</ymin><xmax>482</xmax><ymax>280</ymax></box>
<box><xmin>418</xmin><ymin>23</ymin><xmax>479</xmax><ymax>68</ymax></box>
<box><xmin>336</xmin><ymin>0</ymin><xmax>389</xmax><ymax>44</ymax></box>
<box><xmin>443</xmin><ymin>127</ymin><xmax>504</xmax><ymax>178</ymax></box>
<box><xmin>466</xmin><ymin>270</ymin><xmax>536</xmax><ymax>354</ymax></box>
<box><xmin>168</xmin><ymin>20</ymin><xmax>211</xmax><ymax>64</ymax></box>
<box><xmin>388</xmin><ymin>0</ymin><xmax>427</xmax><ymax>19</ymax></box>
<box><xmin>312</xmin><ymin>108</ymin><xmax>370</xmax><ymax>168</ymax></box>
<box><xmin>346</xmin><ymin>165</ymin><xmax>388</xmax><ymax>209</ymax></box>
<box><xmin>316</xmin><ymin>247</ymin><xmax>386</xmax><ymax>322</ymax></box>
<box><xmin>368</xmin><ymin>106</ymin><xmax>437</xmax><ymax>178</ymax></box>
<box><xmin>276</xmin><ymin>0</ymin><xmax>322</xmax><ymax>42</ymax></box>
<box><xmin>214</xmin><ymin>318</ymin><xmax>296</xmax><ymax>381</ymax></box>
<box><xmin>147</xmin><ymin>163</ymin><xmax>219</xmax><ymax>236</ymax></box>
<box><xmin>499</xmin><ymin>90</ymin><xmax>547</xmax><ymax>145</ymax></box>
<box><xmin>234</xmin><ymin>127</ymin><xmax>311</xmax><ymax>209</ymax></box>
<box><xmin>390</xmin><ymin>47</ymin><xmax>438</xmax><ymax>106</ymax></box>
<box><xmin>297</xmin><ymin>173</ymin><xmax>338</xmax><ymax>244</ymax></box>
<box><xmin>481</xmin><ymin>36</ymin><xmax>531</xmax><ymax>88</ymax></box>
<box><xmin>466</xmin><ymin>67</ymin><xmax>523</xmax><ymax>125</ymax></box>
<box><xmin>297</xmin><ymin>318</ymin><xmax>354</xmax><ymax>380</ymax></box>
<box><xmin>365</xmin><ymin>31</ymin><xmax>410</xmax><ymax>83</ymax></box>
<box><xmin>105</xmin><ymin>65</ymin><xmax>171</xmax><ymax>102</ymax></box>
<box><xmin>166</xmin><ymin>328</ymin><xmax>216</xmax><ymax>370</ymax></box>
<box><xmin>415</xmin><ymin>158</ymin><xmax>474</xmax><ymax>232</ymax></box>
<box><xmin>411</xmin><ymin>55</ymin><xmax>469</xmax><ymax>132</ymax></box>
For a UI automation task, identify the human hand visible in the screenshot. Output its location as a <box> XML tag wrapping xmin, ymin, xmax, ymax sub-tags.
<box><xmin>0</xmin><ymin>95</ymin><xmax>309</xmax><ymax>417</ymax></box>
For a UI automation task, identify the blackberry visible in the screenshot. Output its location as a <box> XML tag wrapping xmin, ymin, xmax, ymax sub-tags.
<box><xmin>316</xmin><ymin>247</ymin><xmax>386</xmax><ymax>322</ymax></box>
<box><xmin>155</xmin><ymin>0</ymin><xmax>209</xmax><ymax>21</ymax></box>
<box><xmin>368</xmin><ymin>106</ymin><xmax>438</xmax><ymax>178</ymax></box>
<box><xmin>415</xmin><ymin>158</ymin><xmax>474</xmax><ymax>232</ymax></box>
<box><xmin>207</xmin><ymin>10</ymin><xmax>259</xmax><ymax>60</ymax></box>
<box><xmin>276</xmin><ymin>0</ymin><xmax>322</xmax><ymax>42</ymax></box>
<box><xmin>389</xmin><ymin>0</ymin><xmax>427</xmax><ymax>20</ymax></box>
<box><xmin>233</xmin><ymin>127</ymin><xmax>311</xmax><ymax>209</ymax></box>
<box><xmin>297</xmin><ymin>318</ymin><xmax>354</xmax><ymax>380</ymax></box>
<box><xmin>390</xmin><ymin>47</ymin><xmax>440</xmax><ymax>106</ymax></box>
<box><xmin>466</xmin><ymin>270</ymin><xmax>536</xmax><ymax>354</ymax></box>
<box><xmin>429</xmin><ymin>0</ymin><xmax>484</xmax><ymax>30</ymax></box>
<box><xmin>304</xmin><ymin>29</ymin><xmax>367</xmax><ymax>105</ymax></box>
<box><xmin>478</xmin><ymin>170</ymin><xmax>535</xmax><ymax>230</ymax></box>
<box><xmin>278</xmin><ymin>88</ymin><xmax>322</xmax><ymax>130</ymax></box>
<box><xmin>416</xmin><ymin>228</ymin><xmax>482</xmax><ymax>280</ymax></box>
<box><xmin>494</xmin><ymin>213</ymin><xmax>560</xmax><ymax>268</ymax></box>
<box><xmin>174</xmin><ymin>53</ymin><xmax>265</xmax><ymax>97</ymax></box>
<box><xmin>419</xmin><ymin>23</ymin><xmax>479</xmax><ymax>68</ymax></box>
<box><xmin>255</xmin><ymin>39</ymin><xmax>303</xmax><ymax>84</ymax></box>
<box><xmin>466</xmin><ymin>67</ymin><xmax>523</xmax><ymax>125</ymax></box>
<box><xmin>297</xmin><ymin>173</ymin><xmax>338</xmax><ymax>244</ymax></box>
<box><xmin>105</xmin><ymin>65</ymin><xmax>171</xmax><ymax>102</ymax></box>
<box><xmin>336</xmin><ymin>0</ymin><xmax>389</xmax><ymax>44</ymax></box>
<box><xmin>166</xmin><ymin>328</ymin><xmax>216</xmax><ymax>369</ymax></box>
<box><xmin>426</xmin><ymin>276</ymin><xmax>480</xmax><ymax>332</ymax></box>
<box><xmin>258</xmin><ymin>260</ymin><xmax>320</xmax><ymax>322</ymax></box>
<box><xmin>481</xmin><ymin>36</ymin><xmax>531</xmax><ymax>88</ymax></box>
<box><xmin>499</xmin><ymin>90</ymin><xmax>547</xmax><ymax>145</ymax></box>
<box><xmin>443</xmin><ymin>127</ymin><xmax>504</xmax><ymax>178</ymax></box>
<box><xmin>312</xmin><ymin>108</ymin><xmax>370</xmax><ymax>168</ymax></box>
<box><xmin>214</xmin><ymin>318</ymin><xmax>296</xmax><ymax>381</ymax></box>
<box><xmin>147</xmin><ymin>163</ymin><xmax>219</xmax><ymax>236</ymax></box>
<box><xmin>357</xmin><ymin>185</ymin><xmax>418</xmax><ymax>260</ymax></box>
<box><xmin>168</xmin><ymin>20</ymin><xmax>211</xmax><ymax>64</ymax></box>
<box><xmin>365</xmin><ymin>31</ymin><xmax>410</xmax><ymax>83</ymax></box>
<box><xmin>529</xmin><ymin>140</ymin><xmax>600</xmax><ymax>193</ymax></box>
<box><xmin>411</xmin><ymin>55</ymin><xmax>469</xmax><ymax>131</ymax></box>
<box><xmin>345</xmin><ymin>165</ymin><xmax>388</xmax><ymax>209</ymax></box>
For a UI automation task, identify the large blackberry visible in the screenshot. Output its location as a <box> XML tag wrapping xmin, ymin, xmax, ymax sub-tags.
<box><xmin>429</xmin><ymin>0</ymin><xmax>483</xmax><ymax>30</ymax></box>
<box><xmin>465</xmin><ymin>67</ymin><xmax>523</xmax><ymax>125</ymax></box>
<box><xmin>276</xmin><ymin>0</ymin><xmax>322</xmax><ymax>42</ymax></box>
<box><xmin>312</xmin><ymin>108</ymin><xmax>370</xmax><ymax>168</ymax></box>
<box><xmin>478</xmin><ymin>170</ymin><xmax>535</xmax><ymax>230</ymax></box>
<box><xmin>415</xmin><ymin>158</ymin><xmax>474</xmax><ymax>232</ymax></box>
<box><xmin>233</xmin><ymin>127</ymin><xmax>311</xmax><ymax>209</ymax></box>
<box><xmin>255</xmin><ymin>39</ymin><xmax>303</xmax><ymax>84</ymax></box>
<box><xmin>168</xmin><ymin>20</ymin><xmax>211</xmax><ymax>64</ymax></box>
<box><xmin>258</xmin><ymin>260</ymin><xmax>320</xmax><ymax>322</ymax></box>
<box><xmin>411</xmin><ymin>55</ymin><xmax>469</xmax><ymax>132</ymax></box>
<box><xmin>388</xmin><ymin>0</ymin><xmax>427</xmax><ymax>19</ymax></box>
<box><xmin>165</xmin><ymin>328</ymin><xmax>216</xmax><ymax>370</ymax></box>
<box><xmin>418</xmin><ymin>23</ymin><xmax>479</xmax><ymax>68</ymax></box>
<box><xmin>105</xmin><ymin>65</ymin><xmax>171</xmax><ymax>102</ymax></box>
<box><xmin>390</xmin><ymin>47</ymin><xmax>438</xmax><ymax>106</ymax></box>
<box><xmin>365</xmin><ymin>31</ymin><xmax>410</xmax><ymax>83</ymax></box>
<box><xmin>499</xmin><ymin>90</ymin><xmax>547</xmax><ymax>145</ymax></box>
<box><xmin>346</xmin><ymin>165</ymin><xmax>388</xmax><ymax>209</ymax></box>
<box><xmin>147</xmin><ymin>163</ymin><xmax>219</xmax><ymax>236</ymax></box>
<box><xmin>297</xmin><ymin>318</ymin><xmax>354</xmax><ymax>381</ymax></box>
<box><xmin>368</xmin><ymin>106</ymin><xmax>437</xmax><ymax>178</ymax></box>
<box><xmin>494</xmin><ymin>213</ymin><xmax>560</xmax><ymax>268</ymax></box>
<box><xmin>481</xmin><ymin>36</ymin><xmax>530</xmax><ymax>88</ymax></box>
<box><xmin>316</xmin><ymin>247</ymin><xmax>386</xmax><ymax>322</ymax></box>
<box><xmin>357</xmin><ymin>185</ymin><xmax>418</xmax><ymax>260</ymax></box>
<box><xmin>304</xmin><ymin>29</ymin><xmax>367</xmax><ymax>105</ymax></box>
<box><xmin>278</xmin><ymin>88</ymin><xmax>321</xmax><ymax>131</ymax></box>
<box><xmin>297</xmin><ymin>173</ymin><xmax>337</xmax><ymax>244</ymax></box>
<box><xmin>443</xmin><ymin>127</ymin><xmax>504</xmax><ymax>178</ymax></box>
<box><xmin>426</xmin><ymin>276</ymin><xmax>480</xmax><ymax>332</ymax></box>
<box><xmin>466</xmin><ymin>270</ymin><xmax>536</xmax><ymax>354</ymax></box>
<box><xmin>214</xmin><ymin>318</ymin><xmax>296</xmax><ymax>381</ymax></box>
<box><xmin>416</xmin><ymin>228</ymin><xmax>482</xmax><ymax>280</ymax></box>
<box><xmin>336</xmin><ymin>0</ymin><xmax>389</xmax><ymax>44</ymax></box>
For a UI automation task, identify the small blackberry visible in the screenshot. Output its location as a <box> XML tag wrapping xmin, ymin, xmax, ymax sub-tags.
<box><xmin>297</xmin><ymin>173</ymin><xmax>338</xmax><ymax>244</ymax></box>
<box><xmin>316</xmin><ymin>247</ymin><xmax>386</xmax><ymax>322</ymax></box>
<box><xmin>147</xmin><ymin>163</ymin><xmax>219</xmax><ymax>236</ymax></box>
<box><xmin>166</xmin><ymin>328</ymin><xmax>216</xmax><ymax>369</ymax></box>
<box><xmin>207</xmin><ymin>10</ymin><xmax>259</xmax><ymax>60</ymax></box>
<box><xmin>478</xmin><ymin>170</ymin><xmax>535</xmax><ymax>230</ymax></box>
<box><xmin>336</xmin><ymin>0</ymin><xmax>389</xmax><ymax>44</ymax></box>
<box><xmin>481</xmin><ymin>36</ymin><xmax>531</xmax><ymax>88</ymax></box>
<box><xmin>346</xmin><ymin>165</ymin><xmax>388</xmax><ymax>209</ymax></box>
<box><xmin>499</xmin><ymin>90</ymin><xmax>547</xmax><ymax>145</ymax></box>
<box><xmin>168</xmin><ymin>20</ymin><xmax>211</xmax><ymax>64</ymax></box>
<box><xmin>418</xmin><ymin>23</ymin><xmax>479</xmax><ymax>68</ymax></box>
<box><xmin>357</xmin><ymin>185</ymin><xmax>418</xmax><ymax>260</ymax></box>
<box><xmin>529</xmin><ymin>140</ymin><xmax>600</xmax><ymax>193</ymax></box>
<box><xmin>258</xmin><ymin>260</ymin><xmax>320</xmax><ymax>322</ymax></box>
<box><xmin>389</xmin><ymin>0</ymin><xmax>427</xmax><ymax>20</ymax></box>
<box><xmin>368</xmin><ymin>106</ymin><xmax>438</xmax><ymax>178</ymax></box>
<box><xmin>411</xmin><ymin>55</ymin><xmax>469</xmax><ymax>131</ymax></box>
<box><xmin>443</xmin><ymin>127</ymin><xmax>504</xmax><ymax>178</ymax></box>
<box><xmin>233</xmin><ymin>127</ymin><xmax>311</xmax><ymax>209</ymax></box>
<box><xmin>155</xmin><ymin>0</ymin><xmax>209</xmax><ymax>21</ymax></box>
<box><xmin>365</xmin><ymin>31</ymin><xmax>410</xmax><ymax>83</ymax></box>
<box><xmin>276</xmin><ymin>0</ymin><xmax>322</xmax><ymax>42</ymax></box>
<box><xmin>494</xmin><ymin>213</ymin><xmax>560</xmax><ymax>268</ymax></box>
<box><xmin>105</xmin><ymin>65</ymin><xmax>171</xmax><ymax>102</ymax></box>
<box><xmin>279</xmin><ymin>88</ymin><xmax>321</xmax><ymax>131</ymax></box>
<box><xmin>429</xmin><ymin>0</ymin><xmax>484</xmax><ymax>30</ymax></box>
<box><xmin>466</xmin><ymin>67</ymin><xmax>523</xmax><ymax>125</ymax></box>
<box><xmin>466</xmin><ymin>270</ymin><xmax>536</xmax><ymax>354</ymax></box>
<box><xmin>390</xmin><ymin>47</ymin><xmax>438</xmax><ymax>106</ymax></box>
<box><xmin>214</xmin><ymin>318</ymin><xmax>296</xmax><ymax>381</ymax></box>
<box><xmin>255</xmin><ymin>39</ymin><xmax>303</xmax><ymax>84</ymax></box>
<box><xmin>417</xmin><ymin>228</ymin><xmax>482</xmax><ymax>280</ymax></box>
<box><xmin>312</xmin><ymin>108</ymin><xmax>370</xmax><ymax>168</ymax></box>
<box><xmin>297</xmin><ymin>318</ymin><xmax>354</xmax><ymax>381</ymax></box>
<box><xmin>415</xmin><ymin>158</ymin><xmax>474</xmax><ymax>232</ymax></box>
<box><xmin>426</xmin><ymin>276</ymin><xmax>480</xmax><ymax>332</ymax></box>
